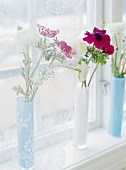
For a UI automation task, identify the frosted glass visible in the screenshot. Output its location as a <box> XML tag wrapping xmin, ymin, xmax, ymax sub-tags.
<box><xmin>0</xmin><ymin>0</ymin><xmax>28</xmax><ymax>69</ymax></box>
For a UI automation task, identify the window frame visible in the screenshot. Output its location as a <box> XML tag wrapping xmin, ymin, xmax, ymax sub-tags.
<box><xmin>1</xmin><ymin>0</ymin><xmax>123</xmax><ymax>163</ymax></box>
<box><xmin>0</xmin><ymin>0</ymin><xmax>101</xmax><ymax>138</ymax></box>
<box><xmin>101</xmin><ymin>0</ymin><xmax>124</xmax><ymax>129</ymax></box>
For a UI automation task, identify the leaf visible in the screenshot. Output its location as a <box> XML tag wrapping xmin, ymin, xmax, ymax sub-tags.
<box><xmin>12</xmin><ymin>85</ymin><xmax>26</xmax><ymax>96</ymax></box>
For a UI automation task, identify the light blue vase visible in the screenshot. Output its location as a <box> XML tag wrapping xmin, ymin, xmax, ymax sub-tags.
<box><xmin>17</xmin><ymin>97</ymin><xmax>34</xmax><ymax>169</ymax></box>
<box><xmin>108</xmin><ymin>76</ymin><xmax>125</xmax><ymax>137</ymax></box>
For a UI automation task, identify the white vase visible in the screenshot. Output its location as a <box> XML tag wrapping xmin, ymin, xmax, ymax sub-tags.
<box><xmin>73</xmin><ymin>82</ymin><xmax>89</xmax><ymax>149</ymax></box>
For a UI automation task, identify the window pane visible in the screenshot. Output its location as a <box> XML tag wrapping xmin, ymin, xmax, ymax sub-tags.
<box><xmin>0</xmin><ymin>0</ymin><xmax>97</xmax><ymax>145</ymax></box>
<box><xmin>0</xmin><ymin>75</ymin><xmax>25</xmax><ymax>145</ymax></box>
<box><xmin>40</xmin><ymin>69</ymin><xmax>76</xmax><ymax>114</ymax></box>
<box><xmin>0</xmin><ymin>0</ymin><xmax>28</xmax><ymax>70</ymax></box>
<box><xmin>39</xmin><ymin>67</ymin><xmax>96</xmax><ymax>131</ymax></box>
<box><xmin>122</xmin><ymin>0</ymin><xmax>126</xmax><ymax>24</ymax></box>
<box><xmin>37</xmin><ymin>0</ymin><xmax>87</xmax><ymax>42</ymax></box>
<box><xmin>35</xmin><ymin>0</ymin><xmax>96</xmax><ymax>123</ymax></box>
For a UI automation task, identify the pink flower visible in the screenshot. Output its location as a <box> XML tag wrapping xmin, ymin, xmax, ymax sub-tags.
<box><xmin>38</xmin><ymin>24</ymin><xmax>59</xmax><ymax>38</ymax></box>
<box><xmin>55</xmin><ymin>38</ymin><xmax>73</xmax><ymax>58</ymax></box>
<box><xmin>83</xmin><ymin>27</ymin><xmax>111</xmax><ymax>49</ymax></box>
<box><xmin>102</xmin><ymin>45</ymin><xmax>114</xmax><ymax>55</ymax></box>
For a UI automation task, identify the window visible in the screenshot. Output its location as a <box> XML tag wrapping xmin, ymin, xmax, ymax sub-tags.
<box><xmin>0</xmin><ymin>0</ymin><xmax>125</xmax><ymax>169</ymax></box>
<box><xmin>0</xmin><ymin>0</ymin><xmax>103</xmax><ymax>163</ymax></box>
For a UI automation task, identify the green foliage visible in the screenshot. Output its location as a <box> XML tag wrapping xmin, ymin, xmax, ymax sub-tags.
<box><xmin>91</xmin><ymin>48</ymin><xmax>109</xmax><ymax>65</ymax></box>
<box><xmin>78</xmin><ymin>57</ymin><xmax>87</xmax><ymax>65</ymax></box>
<box><xmin>12</xmin><ymin>85</ymin><xmax>26</xmax><ymax>96</ymax></box>
<box><xmin>13</xmin><ymin>37</ymin><xmax>65</xmax><ymax>102</ymax></box>
<box><xmin>112</xmin><ymin>35</ymin><xmax>126</xmax><ymax>78</ymax></box>
<box><xmin>80</xmin><ymin>45</ymin><xmax>110</xmax><ymax>65</ymax></box>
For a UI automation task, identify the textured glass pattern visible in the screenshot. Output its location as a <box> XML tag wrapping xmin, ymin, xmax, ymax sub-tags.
<box><xmin>0</xmin><ymin>0</ymin><xmax>28</xmax><ymax>69</ymax></box>
<box><xmin>36</xmin><ymin>0</ymin><xmax>86</xmax><ymax>43</ymax></box>
<box><xmin>0</xmin><ymin>1</ymin><xmax>96</xmax><ymax>168</ymax></box>
<box><xmin>123</xmin><ymin>0</ymin><xmax>126</xmax><ymax>23</ymax></box>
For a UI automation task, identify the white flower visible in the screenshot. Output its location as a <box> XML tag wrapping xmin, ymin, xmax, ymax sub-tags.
<box><xmin>15</xmin><ymin>29</ymin><xmax>40</xmax><ymax>48</ymax></box>
<box><xmin>106</xmin><ymin>22</ymin><xmax>126</xmax><ymax>37</ymax></box>
<box><xmin>72</xmin><ymin>35</ymin><xmax>87</xmax><ymax>58</ymax></box>
<box><xmin>78</xmin><ymin>61</ymin><xmax>88</xmax><ymax>82</ymax></box>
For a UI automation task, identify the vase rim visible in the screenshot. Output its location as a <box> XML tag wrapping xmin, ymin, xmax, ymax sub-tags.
<box><xmin>76</xmin><ymin>82</ymin><xmax>89</xmax><ymax>89</ymax></box>
<box><xmin>17</xmin><ymin>96</ymin><xmax>33</xmax><ymax>103</ymax></box>
<box><xmin>112</xmin><ymin>76</ymin><xmax>125</xmax><ymax>79</ymax></box>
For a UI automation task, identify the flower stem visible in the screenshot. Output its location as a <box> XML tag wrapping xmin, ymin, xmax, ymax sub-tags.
<box><xmin>87</xmin><ymin>44</ymin><xmax>94</xmax><ymax>64</ymax></box>
<box><xmin>84</xmin><ymin>80</ymin><xmax>86</xmax><ymax>87</ymax></box>
<box><xmin>121</xmin><ymin>63</ymin><xmax>125</xmax><ymax>75</ymax></box>
<box><xmin>51</xmin><ymin>65</ymin><xmax>80</xmax><ymax>72</ymax></box>
<box><xmin>87</xmin><ymin>55</ymin><xmax>92</xmax><ymax>64</ymax></box>
<box><xmin>30</xmin><ymin>56</ymin><xmax>55</xmax><ymax>101</ymax></box>
<box><xmin>25</xmin><ymin>48</ymin><xmax>31</xmax><ymax>102</ymax></box>
<box><xmin>92</xmin><ymin>43</ymin><xmax>95</xmax><ymax>52</ymax></box>
<box><xmin>30</xmin><ymin>55</ymin><xmax>43</xmax><ymax>78</ymax></box>
<box><xmin>30</xmin><ymin>84</ymin><xmax>39</xmax><ymax>102</ymax></box>
<box><xmin>114</xmin><ymin>35</ymin><xmax>118</xmax><ymax>75</ymax></box>
<box><xmin>88</xmin><ymin>62</ymin><xmax>99</xmax><ymax>87</ymax></box>
<box><xmin>81</xmin><ymin>82</ymin><xmax>84</xmax><ymax>88</ymax></box>
<box><xmin>48</xmin><ymin>56</ymin><xmax>55</xmax><ymax>67</ymax></box>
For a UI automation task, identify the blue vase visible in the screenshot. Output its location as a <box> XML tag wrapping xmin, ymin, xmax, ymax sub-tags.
<box><xmin>17</xmin><ymin>97</ymin><xmax>34</xmax><ymax>169</ymax></box>
<box><xmin>108</xmin><ymin>76</ymin><xmax>125</xmax><ymax>137</ymax></box>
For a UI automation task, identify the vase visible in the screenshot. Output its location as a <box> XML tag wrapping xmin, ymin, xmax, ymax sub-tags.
<box><xmin>17</xmin><ymin>97</ymin><xmax>34</xmax><ymax>169</ymax></box>
<box><xmin>108</xmin><ymin>76</ymin><xmax>125</xmax><ymax>137</ymax></box>
<box><xmin>73</xmin><ymin>82</ymin><xmax>89</xmax><ymax>149</ymax></box>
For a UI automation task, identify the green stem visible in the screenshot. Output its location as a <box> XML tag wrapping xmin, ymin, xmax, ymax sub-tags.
<box><xmin>87</xmin><ymin>43</ymin><xmax>95</xmax><ymax>64</ymax></box>
<box><xmin>30</xmin><ymin>85</ymin><xmax>39</xmax><ymax>102</ymax></box>
<box><xmin>50</xmin><ymin>65</ymin><xmax>80</xmax><ymax>72</ymax></box>
<box><xmin>121</xmin><ymin>63</ymin><xmax>125</xmax><ymax>75</ymax></box>
<box><xmin>25</xmin><ymin>48</ymin><xmax>31</xmax><ymax>101</ymax></box>
<box><xmin>88</xmin><ymin>62</ymin><xmax>99</xmax><ymax>87</ymax></box>
<box><xmin>30</xmin><ymin>54</ymin><xmax>43</xmax><ymax>79</ymax></box>
<box><xmin>114</xmin><ymin>35</ymin><xmax>118</xmax><ymax>75</ymax></box>
<box><xmin>30</xmin><ymin>56</ymin><xmax>55</xmax><ymax>101</ymax></box>
<box><xmin>81</xmin><ymin>82</ymin><xmax>84</xmax><ymax>88</ymax></box>
<box><xmin>84</xmin><ymin>80</ymin><xmax>86</xmax><ymax>87</ymax></box>
<box><xmin>92</xmin><ymin>43</ymin><xmax>95</xmax><ymax>52</ymax></box>
<box><xmin>48</xmin><ymin>56</ymin><xmax>55</xmax><ymax>67</ymax></box>
<box><xmin>87</xmin><ymin>55</ymin><xmax>92</xmax><ymax>64</ymax></box>
<box><xmin>81</xmin><ymin>80</ymin><xmax>86</xmax><ymax>88</ymax></box>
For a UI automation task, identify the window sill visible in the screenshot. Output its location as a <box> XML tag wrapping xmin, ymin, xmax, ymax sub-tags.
<box><xmin>0</xmin><ymin>120</ymin><xmax>126</xmax><ymax>170</ymax></box>
<box><xmin>63</xmin><ymin>121</ymin><xmax>126</xmax><ymax>170</ymax></box>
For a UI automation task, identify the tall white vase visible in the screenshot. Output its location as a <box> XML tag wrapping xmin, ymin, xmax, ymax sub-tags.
<box><xmin>73</xmin><ymin>82</ymin><xmax>89</xmax><ymax>149</ymax></box>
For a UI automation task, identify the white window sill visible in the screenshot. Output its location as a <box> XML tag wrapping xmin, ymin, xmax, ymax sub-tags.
<box><xmin>63</xmin><ymin>122</ymin><xmax>126</xmax><ymax>170</ymax></box>
<box><xmin>0</xmin><ymin>120</ymin><xmax>126</xmax><ymax>170</ymax></box>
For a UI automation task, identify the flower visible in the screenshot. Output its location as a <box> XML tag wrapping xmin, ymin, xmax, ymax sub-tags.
<box><xmin>102</xmin><ymin>45</ymin><xmax>114</xmax><ymax>55</ymax></box>
<box><xmin>13</xmin><ymin>25</ymin><xmax>73</xmax><ymax>102</ymax></box>
<box><xmin>78</xmin><ymin>61</ymin><xmax>88</xmax><ymax>82</ymax></box>
<box><xmin>83</xmin><ymin>27</ymin><xmax>111</xmax><ymax>49</ymax></box>
<box><xmin>37</xmin><ymin>24</ymin><xmax>59</xmax><ymax>38</ymax></box>
<box><xmin>54</xmin><ymin>38</ymin><xmax>74</xmax><ymax>58</ymax></box>
<box><xmin>61</xmin><ymin>27</ymin><xmax>114</xmax><ymax>87</ymax></box>
<box><xmin>106</xmin><ymin>22</ymin><xmax>126</xmax><ymax>37</ymax></box>
<box><xmin>106</xmin><ymin>22</ymin><xmax>126</xmax><ymax>78</ymax></box>
<box><xmin>76</xmin><ymin>35</ymin><xmax>87</xmax><ymax>57</ymax></box>
<box><xmin>15</xmin><ymin>29</ymin><xmax>40</xmax><ymax>48</ymax></box>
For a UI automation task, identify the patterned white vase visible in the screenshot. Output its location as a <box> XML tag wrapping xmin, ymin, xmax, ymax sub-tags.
<box><xmin>73</xmin><ymin>82</ymin><xmax>89</xmax><ymax>149</ymax></box>
<box><xmin>17</xmin><ymin>97</ymin><xmax>34</xmax><ymax>169</ymax></box>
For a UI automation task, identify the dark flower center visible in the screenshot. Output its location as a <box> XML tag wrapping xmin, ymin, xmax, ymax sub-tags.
<box><xmin>94</xmin><ymin>32</ymin><xmax>103</xmax><ymax>40</ymax></box>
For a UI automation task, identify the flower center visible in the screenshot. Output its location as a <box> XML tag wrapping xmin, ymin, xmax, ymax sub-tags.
<box><xmin>94</xmin><ymin>32</ymin><xmax>103</xmax><ymax>40</ymax></box>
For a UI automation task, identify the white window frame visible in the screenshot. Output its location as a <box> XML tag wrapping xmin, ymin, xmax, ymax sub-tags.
<box><xmin>102</xmin><ymin>0</ymin><xmax>124</xmax><ymax>128</ymax></box>
<box><xmin>0</xmin><ymin>0</ymin><xmax>123</xmax><ymax>164</ymax></box>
